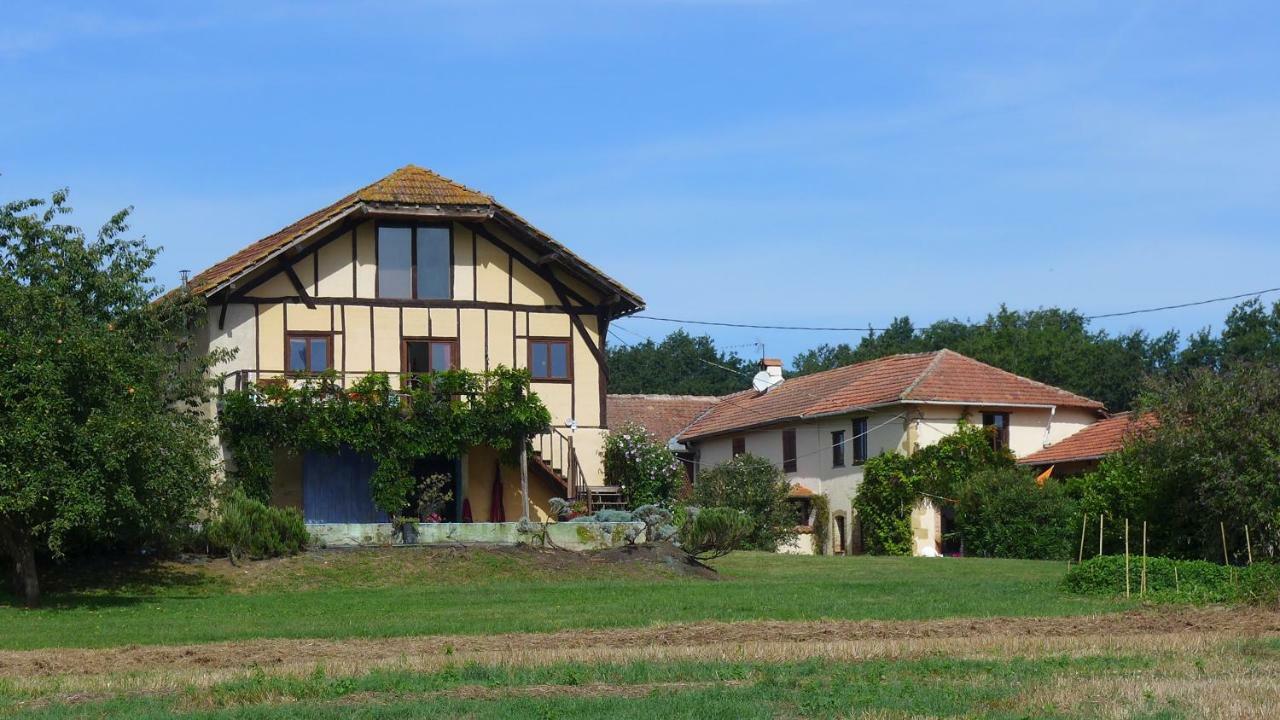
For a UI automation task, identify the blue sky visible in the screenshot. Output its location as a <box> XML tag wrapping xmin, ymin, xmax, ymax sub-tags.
<box><xmin>4</xmin><ymin>1</ymin><xmax>1279</xmax><ymax>366</ymax></box>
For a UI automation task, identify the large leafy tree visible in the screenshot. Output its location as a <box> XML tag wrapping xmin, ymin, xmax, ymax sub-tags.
<box><xmin>607</xmin><ymin>329</ymin><xmax>753</xmax><ymax>396</ymax></box>
<box><xmin>1077</xmin><ymin>363</ymin><xmax>1280</xmax><ymax>561</ymax></box>
<box><xmin>0</xmin><ymin>191</ymin><xmax>221</xmax><ymax>606</ymax></box>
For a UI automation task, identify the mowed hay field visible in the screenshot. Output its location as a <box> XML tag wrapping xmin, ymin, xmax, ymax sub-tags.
<box><xmin>3</xmin><ymin>548</ymin><xmax>1279</xmax><ymax>718</ymax></box>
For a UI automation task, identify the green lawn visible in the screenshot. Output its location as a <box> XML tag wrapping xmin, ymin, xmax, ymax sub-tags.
<box><xmin>0</xmin><ymin>550</ymin><xmax>1128</xmax><ymax>650</ymax></box>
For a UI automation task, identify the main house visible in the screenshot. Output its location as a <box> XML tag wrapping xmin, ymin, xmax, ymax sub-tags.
<box><xmin>186</xmin><ymin>165</ymin><xmax>643</xmax><ymax>526</ymax></box>
<box><xmin>675</xmin><ymin>350</ymin><xmax>1107</xmax><ymax>555</ymax></box>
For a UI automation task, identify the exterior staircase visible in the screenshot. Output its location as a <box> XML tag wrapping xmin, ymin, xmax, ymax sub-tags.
<box><xmin>530</xmin><ymin>428</ymin><xmax>627</xmax><ymax>513</ymax></box>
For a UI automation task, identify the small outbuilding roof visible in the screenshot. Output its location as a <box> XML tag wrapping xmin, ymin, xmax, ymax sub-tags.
<box><xmin>606</xmin><ymin>394</ymin><xmax>720</xmax><ymax>446</ymax></box>
<box><xmin>1018</xmin><ymin>412</ymin><xmax>1156</xmax><ymax>466</ymax></box>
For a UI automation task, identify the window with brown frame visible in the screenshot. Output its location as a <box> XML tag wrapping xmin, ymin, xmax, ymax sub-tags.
<box><xmin>286</xmin><ymin>332</ymin><xmax>332</xmax><ymax>373</ymax></box>
<box><xmin>376</xmin><ymin>224</ymin><xmax>451</xmax><ymax>300</ymax></box>
<box><xmin>851</xmin><ymin>417</ymin><xmax>869</xmax><ymax>464</ymax></box>
<box><xmin>982</xmin><ymin>412</ymin><xmax>1011</xmax><ymax>451</ymax></box>
<box><xmin>528</xmin><ymin>338</ymin><xmax>571</xmax><ymax>381</ymax></box>
<box><xmin>831</xmin><ymin>430</ymin><xmax>846</xmax><ymax>468</ymax></box>
<box><xmin>782</xmin><ymin>428</ymin><xmax>797</xmax><ymax>473</ymax></box>
<box><xmin>402</xmin><ymin>338</ymin><xmax>458</xmax><ymax>390</ymax></box>
<box><xmin>732</xmin><ymin>437</ymin><xmax>746</xmax><ymax>457</ymax></box>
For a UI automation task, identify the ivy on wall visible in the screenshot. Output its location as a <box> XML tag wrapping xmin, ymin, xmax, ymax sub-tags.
<box><xmin>219</xmin><ymin>367</ymin><xmax>551</xmax><ymax>513</ymax></box>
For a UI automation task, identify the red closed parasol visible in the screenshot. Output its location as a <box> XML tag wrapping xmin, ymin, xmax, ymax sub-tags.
<box><xmin>490</xmin><ymin>462</ymin><xmax>505</xmax><ymax>522</ymax></box>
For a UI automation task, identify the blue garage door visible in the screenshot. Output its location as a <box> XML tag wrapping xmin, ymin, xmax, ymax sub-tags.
<box><xmin>302</xmin><ymin>449</ymin><xmax>385</xmax><ymax>524</ymax></box>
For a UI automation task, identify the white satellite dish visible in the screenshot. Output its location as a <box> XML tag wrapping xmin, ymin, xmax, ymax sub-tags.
<box><xmin>752</xmin><ymin>370</ymin><xmax>783</xmax><ymax>394</ymax></box>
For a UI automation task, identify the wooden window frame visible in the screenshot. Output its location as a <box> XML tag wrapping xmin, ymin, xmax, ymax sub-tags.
<box><xmin>374</xmin><ymin>222</ymin><xmax>454</xmax><ymax>300</ymax></box>
<box><xmin>982</xmin><ymin>412</ymin><xmax>1011</xmax><ymax>451</ymax></box>
<box><xmin>851</xmin><ymin>417</ymin><xmax>869</xmax><ymax>465</ymax></box>
<box><xmin>527</xmin><ymin>337</ymin><xmax>573</xmax><ymax>383</ymax></box>
<box><xmin>285</xmin><ymin>332</ymin><xmax>334</xmax><ymax>374</ymax></box>
<box><xmin>731</xmin><ymin>437</ymin><xmax>746</xmax><ymax>457</ymax></box>
<box><xmin>401</xmin><ymin>337</ymin><xmax>460</xmax><ymax>372</ymax></box>
<box><xmin>782</xmin><ymin>428</ymin><xmax>797</xmax><ymax>473</ymax></box>
<box><xmin>831</xmin><ymin>429</ymin><xmax>846</xmax><ymax>468</ymax></box>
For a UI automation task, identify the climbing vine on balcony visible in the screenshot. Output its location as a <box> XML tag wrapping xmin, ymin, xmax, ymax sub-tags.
<box><xmin>218</xmin><ymin>367</ymin><xmax>551</xmax><ymax>512</ymax></box>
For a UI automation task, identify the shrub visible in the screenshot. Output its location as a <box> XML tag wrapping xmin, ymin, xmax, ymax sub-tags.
<box><xmin>852</xmin><ymin>453</ymin><xmax>917</xmax><ymax>555</ymax></box>
<box><xmin>1062</xmin><ymin>555</ymin><xmax>1280</xmax><ymax>605</ymax></box>
<box><xmin>811</xmin><ymin>494</ymin><xmax>830</xmax><ymax>555</ymax></box>
<box><xmin>680</xmin><ymin>507</ymin><xmax>753</xmax><ymax>561</ymax></box>
<box><xmin>692</xmin><ymin>454</ymin><xmax>796</xmax><ymax>551</ymax></box>
<box><xmin>603</xmin><ymin>422</ymin><xmax>685</xmax><ymax>507</ymax></box>
<box><xmin>206</xmin><ymin>491</ymin><xmax>308</xmax><ymax>564</ymax></box>
<box><xmin>954</xmin><ymin>468</ymin><xmax>1077</xmax><ymax>559</ymax></box>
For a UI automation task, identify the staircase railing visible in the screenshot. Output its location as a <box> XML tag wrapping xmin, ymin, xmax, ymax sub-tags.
<box><xmin>531</xmin><ymin>426</ymin><xmax>589</xmax><ymax>504</ymax></box>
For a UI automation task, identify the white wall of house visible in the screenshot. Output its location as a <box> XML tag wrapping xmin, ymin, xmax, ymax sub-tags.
<box><xmin>690</xmin><ymin>402</ymin><xmax>1099</xmax><ymax>555</ymax></box>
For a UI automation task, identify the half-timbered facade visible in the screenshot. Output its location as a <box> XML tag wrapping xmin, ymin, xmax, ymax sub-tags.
<box><xmin>187</xmin><ymin>165</ymin><xmax>643</xmax><ymax>523</ymax></box>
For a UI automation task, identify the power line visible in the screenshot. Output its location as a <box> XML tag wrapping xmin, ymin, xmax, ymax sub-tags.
<box><xmin>1082</xmin><ymin>286</ymin><xmax>1280</xmax><ymax>320</ymax></box>
<box><xmin>627</xmin><ymin>285</ymin><xmax>1280</xmax><ymax>334</ymax></box>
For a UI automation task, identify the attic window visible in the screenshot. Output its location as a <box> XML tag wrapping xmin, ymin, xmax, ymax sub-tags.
<box><xmin>983</xmin><ymin>412</ymin><xmax>1011</xmax><ymax>451</ymax></box>
<box><xmin>377</xmin><ymin>224</ymin><xmax>451</xmax><ymax>299</ymax></box>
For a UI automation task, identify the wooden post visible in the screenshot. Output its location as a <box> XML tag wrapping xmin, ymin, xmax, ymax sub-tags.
<box><xmin>1220</xmin><ymin>522</ymin><xmax>1229</xmax><ymax>565</ymax></box>
<box><xmin>1245</xmin><ymin>525</ymin><xmax>1253</xmax><ymax>565</ymax></box>
<box><xmin>1099</xmin><ymin>514</ymin><xmax>1104</xmax><ymax>557</ymax></box>
<box><xmin>1078</xmin><ymin>513</ymin><xmax>1087</xmax><ymax>564</ymax></box>
<box><xmin>519</xmin><ymin>439</ymin><xmax>530</xmax><ymax>523</ymax></box>
<box><xmin>1141</xmin><ymin>521</ymin><xmax>1148</xmax><ymax>597</ymax></box>
<box><xmin>1124</xmin><ymin>519</ymin><xmax>1131</xmax><ymax>599</ymax></box>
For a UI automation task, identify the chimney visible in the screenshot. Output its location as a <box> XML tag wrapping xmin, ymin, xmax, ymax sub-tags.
<box><xmin>760</xmin><ymin>358</ymin><xmax>784</xmax><ymax>382</ymax></box>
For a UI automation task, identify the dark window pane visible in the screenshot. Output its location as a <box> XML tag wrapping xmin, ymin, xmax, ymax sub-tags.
<box><xmin>430</xmin><ymin>342</ymin><xmax>453</xmax><ymax>371</ymax></box>
<box><xmin>406</xmin><ymin>342</ymin><xmax>431</xmax><ymax>373</ymax></box>
<box><xmin>377</xmin><ymin>226</ymin><xmax>413</xmax><ymax>298</ymax></box>
<box><xmin>732</xmin><ymin>437</ymin><xmax>746</xmax><ymax>457</ymax></box>
<box><xmin>852</xmin><ymin>418</ymin><xmax>868</xmax><ymax>463</ymax></box>
<box><xmin>531</xmin><ymin>342</ymin><xmax>549</xmax><ymax>378</ymax></box>
<box><xmin>416</xmin><ymin>227</ymin><xmax>451</xmax><ymax>299</ymax></box>
<box><xmin>550</xmin><ymin>342</ymin><xmax>569</xmax><ymax>378</ymax></box>
<box><xmin>832</xmin><ymin>430</ymin><xmax>845</xmax><ymax>467</ymax></box>
<box><xmin>309</xmin><ymin>338</ymin><xmax>329</xmax><ymax>372</ymax></box>
<box><xmin>288</xmin><ymin>337</ymin><xmax>308</xmax><ymax>372</ymax></box>
<box><xmin>782</xmin><ymin>429</ymin><xmax>797</xmax><ymax>473</ymax></box>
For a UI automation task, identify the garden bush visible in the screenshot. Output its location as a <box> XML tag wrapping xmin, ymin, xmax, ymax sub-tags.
<box><xmin>206</xmin><ymin>491</ymin><xmax>308</xmax><ymax>564</ymax></box>
<box><xmin>691</xmin><ymin>454</ymin><xmax>796</xmax><ymax>551</ymax></box>
<box><xmin>1062</xmin><ymin>555</ymin><xmax>1280</xmax><ymax>605</ymax></box>
<box><xmin>602</xmin><ymin>422</ymin><xmax>685</xmax><ymax>507</ymax></box>
<box><xmin>679</xmin><ymin>506</ymin><xmax>753</xmax><ymax>560</ymax></box>
<box><xmin>954</xmin><ymin>468</ymin><xmax>1076</xmax><ymax>559</ymax></box>
<box><xmin>851</xmin><ymin>453</ymin><xmax>917</xmax><ymax>555</ymax></box>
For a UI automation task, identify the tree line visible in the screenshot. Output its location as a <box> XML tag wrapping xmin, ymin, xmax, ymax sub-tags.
<box><xmin>609</xmin><ymin>301</ymin><xmax>1280</xmax><ymax>410</ymax></box>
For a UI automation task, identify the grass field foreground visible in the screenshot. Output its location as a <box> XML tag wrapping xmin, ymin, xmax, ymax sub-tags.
<box><xmin>0</xmin><ymin>548</ymin><xmax>1130</xmax><ymax>650</ymax></box>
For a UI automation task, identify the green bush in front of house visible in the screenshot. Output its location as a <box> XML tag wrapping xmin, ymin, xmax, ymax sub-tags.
<box><xmin>954</xmin><ymin>467</ymin><xmax>1077</xmax><ymax>560</ymax></box>
<box><xmin>602</xmin><ymin>422</ymin><xmax>685</xmax><ymax>507</ymax></box>
<box><xmin>206</xmin><ymin>490</ymin><xmax>309</xmax><ymax>564</ymax></box>
<box><xmin>679</xmin><ymin>506</ymin><xmax>754</xmax><ymax>561</ymax></box>
<box><xmin>691</xmin><ymin>454</ymin><xmax>796</xmax><ymax>551</ymax></box>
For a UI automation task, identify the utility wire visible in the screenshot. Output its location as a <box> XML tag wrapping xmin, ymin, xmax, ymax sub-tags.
<box><xmin>628</xmin><ymin>285</ymin><xmax>1280</xmax><ymax>334</ymax></box>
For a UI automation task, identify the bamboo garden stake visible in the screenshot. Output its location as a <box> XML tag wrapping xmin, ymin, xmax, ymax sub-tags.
<box><xmin>1099</xmin><ymin>514</ymin><xmax>1104</xmax><ymax>557</ymax></box>
<box><xmin>1221</xmin><ymin>522</ymin><xmax>1229</xmax><ymax>565</ymax></box>
<box><xmin>1124</xmin><ymin>519</ymin><xmax>1131</xmax><ymax>599</ymax></box>
<box><xmin>1141</xmin><ymin>521</ymin><xmax>1148</xmax><ymax>596</ymax></box>
<box><xmin>1245</xmin><ymin>525</ymin><xmax>1253</xmax><ymax>565</ymax></box>
<box><xmin>1078</xmin><ymin>514</ymin><xmax>1087</xmax><ymax>564</ymax></box>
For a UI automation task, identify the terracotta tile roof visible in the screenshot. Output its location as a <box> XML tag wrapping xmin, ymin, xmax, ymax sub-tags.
<box><xmin>183</xmin><ymin>165</ymin><xmax>643</xmax><ymax>312</ymax></box>
<box><xmin>606</xmin><ymin>394</ymin><xmax>720</xmax><ymax>445</ymax></box>
<box><xmin>1019</xmin><ymin>412</ymin><xmax>1157</xmax><ymax>466</ymax></box>
<box><xmin>678</xmin><ymin>349</ymin><xmax>1104</xmax><ymax>441</ymax></box>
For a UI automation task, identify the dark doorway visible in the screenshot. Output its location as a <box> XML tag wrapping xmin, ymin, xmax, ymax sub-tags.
<box><xmin>408</xmin><ymin>456</ymin><xmax>462</xmax><ymax>522</ymax></box>
<box><xmin>834</xmin><ymin>515</ymin><xmax>847</xmax><ymax>555</ymax></box>
<box><xmin>940</xmin><ymin>504</ymin><xmax>962</xmax><ymax>555</ymax></box>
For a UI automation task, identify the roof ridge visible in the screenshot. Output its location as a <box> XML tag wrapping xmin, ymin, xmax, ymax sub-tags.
<box><xmin>897</xmin><ymin>349</ymin><xmax>947</xmax><ymax>401</ymax></box>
